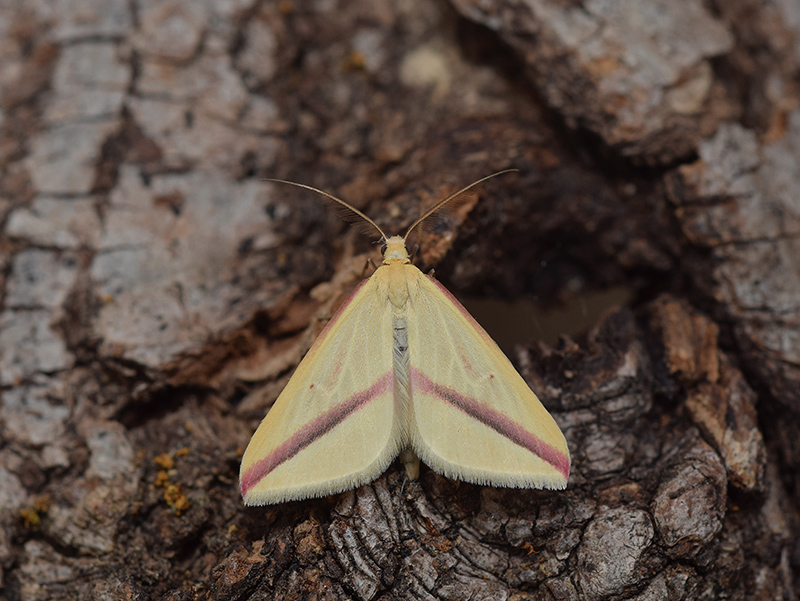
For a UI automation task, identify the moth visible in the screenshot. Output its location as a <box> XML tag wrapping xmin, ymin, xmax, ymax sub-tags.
<box><xmin>240</xmin><ymin>172</ymin><xmax>570</xmax><ymax>504</ymax></box>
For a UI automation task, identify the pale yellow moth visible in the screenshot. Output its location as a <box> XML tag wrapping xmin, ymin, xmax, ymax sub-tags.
<box><xmin>240</xmin><ymin>172</ymin><xmax>570</xmax><ymax>505</ymax></box>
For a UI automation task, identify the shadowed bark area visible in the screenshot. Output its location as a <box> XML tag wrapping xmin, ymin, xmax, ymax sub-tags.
<box><xmin>0</xmin><ymin>0</ymin><xmax>798</xmax><ymax>599</ymax></box>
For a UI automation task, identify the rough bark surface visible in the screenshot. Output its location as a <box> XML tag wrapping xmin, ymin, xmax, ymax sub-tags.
<box><xmin>0</xmin><ymin>0</ymin><xmax>798</xmax><ymax>600</ymax></box>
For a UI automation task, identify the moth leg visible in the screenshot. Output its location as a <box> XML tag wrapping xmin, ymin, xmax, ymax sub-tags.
<box><xmin>362</xmin><ymin>257</ymin><xmax>378</xmax><ymax>277</ymax></box>
<box><xmin>399</xmin><ymin>448</ymin><xmax>420</xmax><ymax>480</ymax></box>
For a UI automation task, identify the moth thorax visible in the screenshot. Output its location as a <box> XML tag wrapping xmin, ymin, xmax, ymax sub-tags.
<box><xmin>383</xmin><ymin>236</ymin><xmax>410</xmax><ymax>264</ymax></box>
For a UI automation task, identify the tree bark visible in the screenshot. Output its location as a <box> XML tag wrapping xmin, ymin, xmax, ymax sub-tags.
<box><xmin>0</xmin><ymin>0</ymin><xmax>797</xmax><ymax>599</ymax></box>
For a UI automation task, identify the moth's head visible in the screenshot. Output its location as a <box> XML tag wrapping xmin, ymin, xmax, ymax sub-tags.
<box><xmin>383</xmin><ymin>235</ymin><xmax>410</xmax><ymax>264</ymax></box>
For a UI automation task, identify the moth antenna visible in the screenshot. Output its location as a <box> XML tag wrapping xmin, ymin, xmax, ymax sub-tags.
<box><xmin>403</xmin><ymin>169</ymin><xmax>519</xmax><ymax>242</ymax></box>
<box><xmin>265</xmin><ymin>179</ymin><xmax>388</xmax><ymax>242</ymax></box>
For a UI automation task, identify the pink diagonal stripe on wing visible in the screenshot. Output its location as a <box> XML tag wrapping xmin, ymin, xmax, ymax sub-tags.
<box><xmin>411</xmin><ymin>367</ymin><xmax>569</xmax><ymax>480</ymax></box>
<box><xmin>240</xmin><ymin>371</ymin><xmax>393</xmax><ymax>497</ymax></box>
